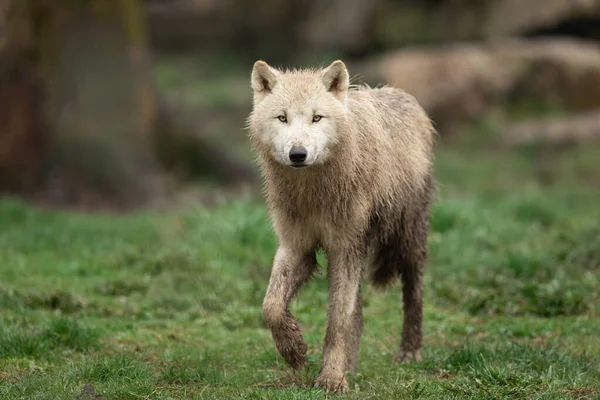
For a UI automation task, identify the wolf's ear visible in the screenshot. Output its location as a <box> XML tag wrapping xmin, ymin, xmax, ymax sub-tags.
<box><xmin>322</xmin><ymin>60</ymin><xmax>349</xmax><ymax>103</ymax></box>
<box><xmin>251</xmin><ymin>61</ymin><xmax>279</xmax><ymax>104</ymax></box>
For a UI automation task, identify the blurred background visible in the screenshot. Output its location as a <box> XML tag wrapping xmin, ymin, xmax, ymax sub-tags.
<box><xmin>1</xmin><ymin>2</ymin><xmax>599</xmax><ymax>397</ymax></box>
<box><xmin>2</xmin><ymin>0</ymin><xmax>600</xmax><ymax>209</ymax></box>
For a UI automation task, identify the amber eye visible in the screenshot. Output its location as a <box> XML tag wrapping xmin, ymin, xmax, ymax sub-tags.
<box><xmin>277</xmin><ymin>115</ymin><xmax>287</xmax><ymax>123</ymax></box>
<box><xmin>312</xmin><ymin>115</ymin><xmax>322</xmax><ymax>123</ymax></box>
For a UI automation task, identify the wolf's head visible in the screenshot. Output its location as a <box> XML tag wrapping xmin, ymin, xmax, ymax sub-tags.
<box><xmin>248</xmin><ymin>60</ymin><xmax>350</xmax><ymax>169</ymax></box>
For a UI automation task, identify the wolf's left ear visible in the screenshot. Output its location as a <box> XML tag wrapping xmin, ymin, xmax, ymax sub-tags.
<box><xmin>322</xmin><ymin>60</ymin><xmax>349</xmax><ymax>103</ymax></box>
<box><xmin>251</xmin><ymin>61</ymin><xmax>280</xmax><ymax>104</ymax></box>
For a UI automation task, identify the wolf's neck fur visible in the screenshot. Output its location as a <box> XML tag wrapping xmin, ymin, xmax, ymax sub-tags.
<box><xmin>260</xmin><ymin>125</ymin><xmax>369</xmax><ymax>222</ymax></box>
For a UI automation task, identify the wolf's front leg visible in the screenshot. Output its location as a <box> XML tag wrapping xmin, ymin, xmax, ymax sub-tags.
<box><xmin>262</xmin><ymin>246</ymin><xmax>316</xmax><ymax>370</ymax></box>
<box><xmin>315</xmin><ymin>247</ymin><xmax>363</xmax><ymax>393</ymax></box>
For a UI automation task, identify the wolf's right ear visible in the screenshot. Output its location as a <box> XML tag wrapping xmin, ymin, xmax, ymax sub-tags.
<box><xmin>322</xmin><ymin>60</ymin><xmax>349</xmax><ymax>104</ymax></box>
<box><xmin>251</xmin><ymin>61</ymin><xmax>279</xmax><ymax>104</ymax></box>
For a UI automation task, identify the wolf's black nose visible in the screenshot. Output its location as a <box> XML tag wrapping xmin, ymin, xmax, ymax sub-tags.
<box><xmin>289</xmin><ymin>146</ymin><xmax>308</xmax><ymax>164</ymax></box>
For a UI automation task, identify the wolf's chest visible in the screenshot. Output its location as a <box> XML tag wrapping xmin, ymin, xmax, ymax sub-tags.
<box><xmin>283</xmin><ymin>193</ymin><xmax>370</xmax><ymax>246</ymax></box>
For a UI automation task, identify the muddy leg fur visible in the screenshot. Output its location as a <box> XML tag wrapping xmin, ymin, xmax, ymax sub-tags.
<box><xmin>394</xmin><ymin>187</ymin><xmax>431</xmax><ymax>363</ymax></box>
<box><xmin>315</xmin><ymin>247</ymin><xmax>363</xmax><ymax>393</ymax></box>
<box><xmin>347</xmin><ymin>284</ymin><xmax>364</xmax><ymax>371</ymax></box>
<box><xmin>395</xmin><ymin>260</ymin><xmax>424</xmax><ymax>362</ymax></box>
<box><xmin>262</xmin><ymin>247</ymin><xmax>316</xmax><ymax>370</ymax></box>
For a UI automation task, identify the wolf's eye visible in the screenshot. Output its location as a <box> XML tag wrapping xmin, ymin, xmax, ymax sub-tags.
<box><xmin>277</xmin><ymin>115</ymin><xmax>287</xmax><ymax>123</ymax></box>
<box><xmin>312</xmin><ymin>115</ymin><xmax>322</xmax><ymax>123</ymax></box>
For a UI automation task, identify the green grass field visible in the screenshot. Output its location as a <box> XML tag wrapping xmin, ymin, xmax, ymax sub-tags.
<box><xmin>1</xmin><ymin>136</ymin><xmax>599</xmax><ymax>399</ymax></box>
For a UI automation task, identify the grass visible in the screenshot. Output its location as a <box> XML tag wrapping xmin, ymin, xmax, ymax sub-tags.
<box><xmin>0</xmin><ymin>137</ymin><xmax>599</xmax><ymax>399</ymax></box>
<box><xmin>2</xmin><ymin>56</ymin><xmax>600</xmax><ymax>398</ymax></box>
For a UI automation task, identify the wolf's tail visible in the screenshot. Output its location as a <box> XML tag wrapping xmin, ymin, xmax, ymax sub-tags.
<box><xmin>368</xmin><ymin>235</ymin><xmax>402</xmax><ymax>289</ymax></box>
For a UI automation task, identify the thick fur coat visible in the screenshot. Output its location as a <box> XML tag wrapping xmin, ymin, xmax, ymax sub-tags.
<box><xmin>247</xmin><ymin>60</ymin><xmax>434</xmax><ymax>393</ymax></box>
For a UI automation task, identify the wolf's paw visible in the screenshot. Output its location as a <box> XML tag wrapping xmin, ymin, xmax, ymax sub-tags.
<box><xmin>278</xmin><ymin>340</ymin><xmax>308</xmax><ymax>370</ymax></box>
<box><xmin>394</xmin><ymin>349</ymin><xmax>422</xmax><ymax>363</ymax></box>
<box><xmin>314</xmin><ymin>373</ymin><xmax>348</xmax><ymax>394</ymax></box>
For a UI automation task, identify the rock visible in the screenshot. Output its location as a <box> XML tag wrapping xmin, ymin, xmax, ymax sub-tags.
<box><xmin>362</xmin><ymin>38</ymin><xmax>600</xmax><ymax>133</ymax></box>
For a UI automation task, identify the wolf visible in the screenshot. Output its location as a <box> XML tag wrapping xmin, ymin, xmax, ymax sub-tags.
<box><xmin>247</xmin><ymin>60</ymin><xmax>434</xmax><ymax>393</ymax></box>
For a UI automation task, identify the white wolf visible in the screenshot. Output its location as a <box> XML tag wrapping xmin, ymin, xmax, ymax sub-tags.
<box><xmin>247</xmin><ymin>60</ymin><xmax>435</xmax><ymax>393</ymax></box>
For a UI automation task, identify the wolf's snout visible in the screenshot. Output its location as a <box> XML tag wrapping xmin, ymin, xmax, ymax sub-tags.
<box><xmin>289</xmin><ymin>146</ymin><xmax>308</xmax><ymax>165</ymax></box>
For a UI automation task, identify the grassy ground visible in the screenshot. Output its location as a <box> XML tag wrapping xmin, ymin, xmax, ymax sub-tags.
<box><xmin>1</xmin><ymin>131</ymin><xmax>599</xmax><ymax>399</ymax></box>
<box><xmin>2</xmin><ymin>53</ymin><xmax>600</xmax><ymax>399</ymax></box>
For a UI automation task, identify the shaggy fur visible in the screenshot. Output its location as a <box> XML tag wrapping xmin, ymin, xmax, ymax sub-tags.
<box><xmin>247</xmin><ymin>60</ymin><xmax>434</xmax><ymax>393</ymax></box>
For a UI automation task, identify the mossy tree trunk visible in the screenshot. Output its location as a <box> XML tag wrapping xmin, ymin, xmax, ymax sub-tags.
<box><xmin>0</xmin><ymin>0</ymin><xmax>158</xmax><ymax>204</ymax></box>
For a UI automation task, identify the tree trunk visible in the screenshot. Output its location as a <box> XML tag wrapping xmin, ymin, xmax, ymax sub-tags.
<box><xmin>0</xmin><ymin>0</ymin><xmax>158</xmax><ymax>205</ymax></box>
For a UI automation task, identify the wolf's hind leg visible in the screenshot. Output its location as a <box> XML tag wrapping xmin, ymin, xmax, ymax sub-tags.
<box><xmin>394</xmin><ymin>189</ymin><xmax>431</xmax><ymax>363</ymax></box>
<box><xmin>395</xmin><ymin>257</ymin><xmax>424</xmax><ymax>363</ymax></box>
